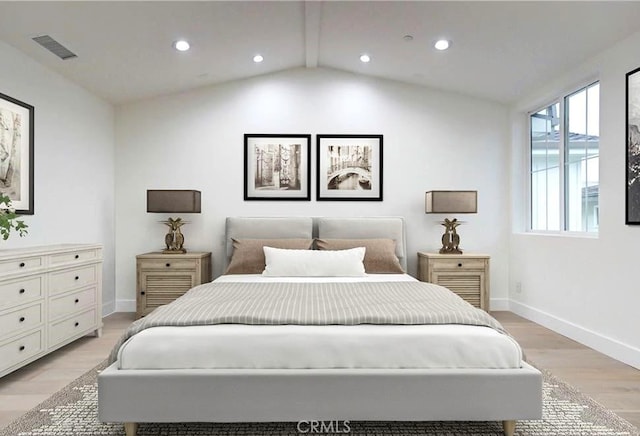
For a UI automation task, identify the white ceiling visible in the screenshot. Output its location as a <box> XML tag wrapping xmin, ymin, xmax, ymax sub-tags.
<box><xmin>0</xmin><ymin>1</ymin><xmax>639</xmax><ymax>105</ymax></box>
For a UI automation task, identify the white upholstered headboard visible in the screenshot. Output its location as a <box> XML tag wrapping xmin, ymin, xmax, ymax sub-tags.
<box><xmin>225</xmin><ymin>216</ymin><xmax>407</xmax><ymax>271</ymax></box>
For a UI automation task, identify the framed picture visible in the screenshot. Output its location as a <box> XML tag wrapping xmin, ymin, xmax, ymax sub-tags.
<box><xmin>0</xmin><ymin>92</ymin><xmax>34</xmax><ymax>214</ymax></box>
<box><xmin>627</xmin><ymin>67</ymin><xmax>640</xmax><ymax>224</ymax></box>
<box><xmin>316</xmin><ymin>134</ymin><xmax>383</xmax><ymax>201</ymax></box>
<box><xmin>244</xmin><ymin>134</ymin><xmax>311</xmax><ymax>201</ymax></box>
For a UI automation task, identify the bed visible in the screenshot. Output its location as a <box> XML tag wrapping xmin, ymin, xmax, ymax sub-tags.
<box><xmin>99</xmin><ymin>216</ymin><xmax>542</xmax><ymax>436</ymax></box>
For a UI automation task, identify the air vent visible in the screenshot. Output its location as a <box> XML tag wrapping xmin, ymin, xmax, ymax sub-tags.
<box><xmin>32</xmin><ymin>35</ymin><xmax>77</xmax><ymax>60</ymax></box>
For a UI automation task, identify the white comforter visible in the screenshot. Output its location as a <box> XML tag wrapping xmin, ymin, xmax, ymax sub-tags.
<box><xmin>117</xmin><ymin>274</ymin><xmax>522</xmax><ymax>370</ymax></box>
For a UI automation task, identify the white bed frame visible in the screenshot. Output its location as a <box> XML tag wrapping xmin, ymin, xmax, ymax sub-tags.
<box><xmin>99</xmin><ymin>217</ymin><xmax>542</xmax><ymax>436</ymax></box>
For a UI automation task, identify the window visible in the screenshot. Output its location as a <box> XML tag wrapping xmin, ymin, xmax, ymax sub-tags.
<box><xmin>529</xmin><ymin>82</ymin><xmax>599</xmax><ymax>233</ymax></box>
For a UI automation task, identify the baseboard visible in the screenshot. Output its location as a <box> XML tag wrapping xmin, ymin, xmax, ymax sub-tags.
<box><xmin>509</xmin><ymin>300</ymin><xmax>640</xmax><ymax>370</ymax></box>
<box><xmin>489</xmin><ymin>298</ymin><xmax>509</xmax><ymax>311</ymax></box>
<box><xmin>116</xmin><ymin>299</ymin><xmax>136</xmax><ymax>313</ymax></box>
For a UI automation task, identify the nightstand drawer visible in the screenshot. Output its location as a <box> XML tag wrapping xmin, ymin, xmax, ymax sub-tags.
<box><xmin>0</xmin><ymin>276</ymin><xmax>43</xmax><ymax>308</ymax></box>
<box><xmin>140</xmin><ymin>258</ymin><xmax>198</xmax><ymax>270</ymax></box>
<box><xmin>0</xmin><ymin>303</ymin><xmax>43</xmax><ymax>340</ymax></box>
<box><xmin>49</xmin><ymin>265</ymin><xmax>98</xmax><ymax>296</ymax></box>
<box><xmin>430</xmin><ymin>258</ymin><xmax>487</xmax><ymax>270</ymax></box>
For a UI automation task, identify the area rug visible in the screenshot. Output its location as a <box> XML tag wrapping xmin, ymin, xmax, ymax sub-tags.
<box><xmin>1</xmin><ymin>361</ymin><xmax>638</xmax><ymax>436</ymax></box>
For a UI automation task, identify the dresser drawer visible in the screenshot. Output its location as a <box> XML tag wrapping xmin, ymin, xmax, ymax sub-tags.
<box><xmin>50</xmin><ymin>249</ymin><xmax>99</xmax><ymax>266</ymax></box>
<box><xmin>429</xmin><ymin>258</ymin><xmax>487</xmax><ymax>271</ymax></box>
<box><xmin>139</xmin><ymin>258</ymin><xmax>198</xmax><ymax>270</ymax></box>
<box><xmin>0</xmin><ymin>303</ymin><xmax>43</xmax><ymax>340</ymax></box>
<box><xmin>49</xmin><ymin>265</ymin><xmax>98</xmax><ymax>296</ymax></box>
<box><xmin>49</xmin><ymin>309</ymin><xmax>96</xmax><ymax>347</ymax></box>
<box><xmin>0</xmin><ymin>256</ymin><xmax>43</xmax><ymax>274</ymax></box>
<box><xmin>49</xmin><ymin>287</ymin><xmax>97</xmax><ymax>320</ymax></box>
<box><xmin>0</xmin><ymin>329</ymin><xmax>43</xmax><ymax>372</ymax></box>
<box><xmin>0</xmin><ymin>276</ymin><xmax>43</xmax><ymax>309</ymax></box>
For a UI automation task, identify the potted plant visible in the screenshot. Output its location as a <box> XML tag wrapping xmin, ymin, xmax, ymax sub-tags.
<box><xmin>0</xmin><ymin>193</ymin><xmax>28</xmax><ymax>240</ymax></box>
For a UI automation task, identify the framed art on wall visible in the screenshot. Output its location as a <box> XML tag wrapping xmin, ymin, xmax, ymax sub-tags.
<box><xmin>244</xmin><ymin>134</ymin><xmax>311</xmax><ymax>201</ymax></box>
<box><xmin>626</xmin><ymin>67</ymin><xmax>640</xmax><ymax>224</ymax></box>
<box><xmin>316</xmin><ymin>134</ymin><xmax>383</xmax><ymax>201</ymax></box>
<box><xmin>0</xmin><ymin>92</ymin><xmax>34</xmax><ymax>214</ymax></box>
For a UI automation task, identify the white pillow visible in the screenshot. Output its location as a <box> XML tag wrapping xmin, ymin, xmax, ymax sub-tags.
<box><xmin>262</xmin><ymin>246</ymin><xmax>366</xmax><ymax>277</ymax></box>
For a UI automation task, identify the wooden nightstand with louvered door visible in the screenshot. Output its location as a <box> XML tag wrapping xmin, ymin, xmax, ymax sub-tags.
<box><xmin>136</xmin><ymin>252</ymin><xmax>211</xmax><ymax>318</ymax></box>
<box><xmin>417</xmin><ymin>252</ymin><xmax>490</xmax><ymax>312</ymax></box>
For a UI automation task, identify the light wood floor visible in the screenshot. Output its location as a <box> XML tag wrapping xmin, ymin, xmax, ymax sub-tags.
<box><xmin>0</xmin><ymin>311</ymin><xmax>638</xmax><ymax>430</ymax></box>
<box><xmin>495</xmin><ymin>312</ymin><xmax>640</xmax><ymax>429</ymax></box>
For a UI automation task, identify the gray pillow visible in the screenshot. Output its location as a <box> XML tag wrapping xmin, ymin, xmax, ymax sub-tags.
<box><xmin>316</xmin><ymin>238</ymin><xmax>405</xmax><ymax>273</ymax></box>
<box><xmin>225</xmin><ymin>238</ymin><xmax>314</xmax><ymax>274</ymax></box>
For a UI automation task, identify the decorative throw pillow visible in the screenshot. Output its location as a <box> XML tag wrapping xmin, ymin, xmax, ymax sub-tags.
<box><xmin>225</xmin><ymin>238</ymin><xmax>313</xmax><ymax>274</ymax></box>
<box><xmin>316</xmin><ymin>238</ymin><xmax>404</xmax><ymax>273</ymax></box>
<box><xmin>262</xmin><ymin>246</ymin><xmax>366</xmax><ymax>277</ymax></box>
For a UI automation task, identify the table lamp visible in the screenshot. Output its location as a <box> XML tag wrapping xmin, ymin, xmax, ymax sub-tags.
<box><xmin>425</xmin><ymin>190</ymin><xmax>477</xmax><ymax>254</ymax></box>
<box><xmin>147</xmin><ymin>190</ymin><xmax>201</xmax><ymax>254</ymax></box>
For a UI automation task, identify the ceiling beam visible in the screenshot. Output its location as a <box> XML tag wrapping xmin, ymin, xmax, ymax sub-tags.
<box><xmin>304</xmin><ymin>1</ymin><xmax>322</xmax><ymax>68</ymax></box>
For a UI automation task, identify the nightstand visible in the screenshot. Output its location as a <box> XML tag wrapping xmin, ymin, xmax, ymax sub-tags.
<box><xmin>136</xmin><ymin>252</ymin><xmax>212</xmax><ymax>318</ymax></box>
<box><xmin>417</xmin><ymin>252</ymin><xmax>490</xmax><ymax>311</ymax></box>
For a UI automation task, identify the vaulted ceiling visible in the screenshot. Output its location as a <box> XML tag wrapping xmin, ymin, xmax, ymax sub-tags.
<box><xmin>0</xmin><ymin>1</ymin><xmax>638</xmax><ymax>105</ymax></box>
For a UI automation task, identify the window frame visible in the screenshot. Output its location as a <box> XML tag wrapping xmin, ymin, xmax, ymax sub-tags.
<box><xmin>527</xmin><ymin>79</ymin><xmax>600</xmax><ymax>236</ymax></box>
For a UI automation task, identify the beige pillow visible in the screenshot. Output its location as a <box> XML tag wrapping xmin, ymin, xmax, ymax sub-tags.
<box><xmin>225</xmin><ymin>238</ymin><xmax>314</xmax><ymax>274</ymax></box>
<box><xmin>316</xmin><ymin>238</ymin><xmax>405</xmax><ymax>273</ymax></box>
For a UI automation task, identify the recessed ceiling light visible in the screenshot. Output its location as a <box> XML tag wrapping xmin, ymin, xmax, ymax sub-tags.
<box><xmin>253</xmin><ymin>54</ymin><xmax>264</xmax><ymax>63</ymax></box>
<box><xmin>434</xmin><ymin>39</ymin><xmax>451</xmax><ymax>51</ymax></box>
<box><xmin>360</xmin><ymin>54</ymin><xmax>371</xmax><ymax>63</ymax></box>
<box><xmin>173</xmin><ymin>40</ymin><xmax>190</xmax><ymax>52</ymax></box>
<box><xmin>403</xmin><ymin>35</ymin><xmax>414</xmax><ymax>42</ymax></box>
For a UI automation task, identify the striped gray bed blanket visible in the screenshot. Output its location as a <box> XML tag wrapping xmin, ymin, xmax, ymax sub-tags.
<box><xmin>108</xmin><ymin>280</ymin><xmax>506</xmax><ymax>364</ymax></box>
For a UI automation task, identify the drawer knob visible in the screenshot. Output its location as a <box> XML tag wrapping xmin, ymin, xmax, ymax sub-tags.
<box><xmin>75</xmin><ymin>276</ymin><xmax>79</xmax><ymax>280</ymax></box>
<box><xmin>19</xmin><ymin>288</ymin><xmax>25</xmax><ymax>294</ymax></box>
<box><xmin>140</xmin><ymin>291</ymin><xmax>146</xmax><ymax>295</ymax></box>
<box><xmin>458</xmin><ymin>263</ymin><xmax>463</xmax><ymax>267</ymax></box>
<box><xmin>75</xmin><ymin>298</ymin><xmax>79</xmax><ymax>304</ymax></box>
<box><xmin>19</xmin><ymin>345</ymin><xmax>25</xmax><ymax>351</ymax></box>
<box><xmin>19</xmin><ymin>262</ymin><xmax>25</xmax><ymax>267</ymax></box>
<box><xmin>165</xmin><ymin>263</ymin><xmax>171</xmax><ymax>267</ymax></box>
<box><xmin>75</xmin><ymin>322</ymin><xmax>79</xmax><ymax>327</ymax></box>
<box><xmin>19</xmin><ymin>316</ymin><xmax>25</xmax><ymax>322</ymax></box>
<box><xmin>75</xmin><ymin>254</ymin><xmax>80</xmax><ymax>259</ymax></box>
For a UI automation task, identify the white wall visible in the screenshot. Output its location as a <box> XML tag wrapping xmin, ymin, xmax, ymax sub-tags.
<box><xmin>509</xmin><ymin>31</ymin><xmax>640</xmax><ymax>369</ymax></box>
<box><xmin>0</xmin><ymin>41</ymin><xmax>116</xmax><ymax>314</ymax></box>
<box><xmin>115</xmin><ymin>67</ymin><xmax>510</xmax><ymax>310</ymax></box>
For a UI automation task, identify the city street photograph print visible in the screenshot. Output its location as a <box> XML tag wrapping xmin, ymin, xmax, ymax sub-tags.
<box><xmin>316</xmin><ymin>134</ymin><xmax>383</xmax><ymax>201</ymax></box>
<box><xmin>244</xmin><ymin>134</ymin><xmax>311</xmax><ymax>200</ymax></box>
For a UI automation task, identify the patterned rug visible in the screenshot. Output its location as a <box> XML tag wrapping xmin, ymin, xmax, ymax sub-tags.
<box><xmin>0</xmin><ymin>361</ymin><xmax>638</xmax><ymax>436</ymax></box>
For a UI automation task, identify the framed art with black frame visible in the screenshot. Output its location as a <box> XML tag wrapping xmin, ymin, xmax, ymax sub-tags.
<box><xmin>316</xmin><ymin>134</ymin><xmax>383</xmax><ymax>201</ymax></box>
<box><xmin>626</xmin><ymin>67</ymin><xmax>640</xmax><ymax>224</ymax></box>
<box><xmin>244</xmin><ymin>134</ymin><xmax>311</xmax><ymax>201</ymax></box>
<box><xmin>0</xmin><ymin>92</ymin><xmax>34</xmax><ymax>215</ymax></box>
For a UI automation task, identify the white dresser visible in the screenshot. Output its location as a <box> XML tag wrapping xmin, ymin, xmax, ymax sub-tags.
<box><xmin>0</xmin><ymin>244</ymin><xmax>102</xmax><ymax>378</ymax></box>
